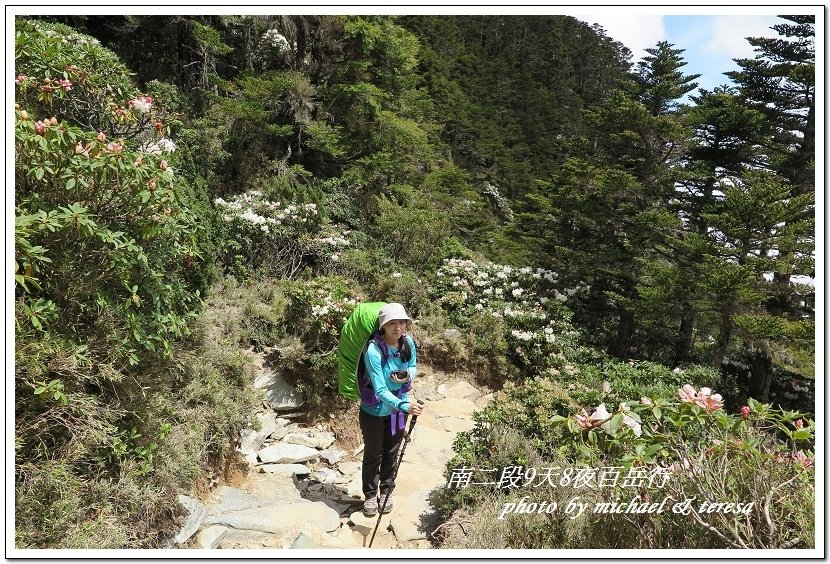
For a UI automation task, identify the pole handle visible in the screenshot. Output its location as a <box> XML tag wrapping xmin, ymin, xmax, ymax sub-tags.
<box><xmin>409</xmin><ymin>398</ymin><xmax>425</xmax><ymax>423</ymax></box>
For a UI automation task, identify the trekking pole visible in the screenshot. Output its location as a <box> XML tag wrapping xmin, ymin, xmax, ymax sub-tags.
<box><xmin>368</xmin><ymin>399</ymin><xmax>424</xmax><ymax>548</ymax></box>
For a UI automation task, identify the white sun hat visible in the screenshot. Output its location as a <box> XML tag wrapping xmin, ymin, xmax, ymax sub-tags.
<box><xmin>378</xmin><ymin>302</ymin><xmax>411</xmax><ymax>329</ymax></box>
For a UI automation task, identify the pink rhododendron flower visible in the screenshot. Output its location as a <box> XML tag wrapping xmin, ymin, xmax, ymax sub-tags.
<box><xmin>134</xmin><ymin>156</ymin><xmax>143</xmax><ymax>167</ymax></box>
<box><xmin>590</xmin><ymin>403</ymin><xmax>611</xmax><ymax>423</ymax></box>
<box><xmin>75</xmin><ymin>142</ymin><xmax>91</xmax><ymax>157</ymax></box>
<box><xmin>107</xmin><ymin>142</ymin><xmax>124</xmax><ymax>155</ymax></box>
<box><xmin>34</xmin><ymin>120</ymin><xmax>46</xmax><ymax>135</ymax></box>
<box><xmin>15</xmin><ymin>74</ymin><xmax>28</xmax><ymax>84</ymax></box>
<box><xmin>795</xmin><ymin>419</ymin><xmax>804</xmax><ymax>429</ymax></box>
<box><xmin>740</xmin><ymin>405</ymin><xmax>750</xmax><ymax>418</ymax></box>
<box><xmin>677</xmin><ymin>384</ymin><xmax>723</xmax><ymax>411</ymax></box>
<box><xmin>677</xmin><ymin>384</ymin><xmax>696</xmax><ymax>403</ymax></box>
<box><xmin>129</xmin><ymin>96</ymin><xmax>153</xmax><ymax>113</ymax></box>
<box><xmin>575</xmin><ymin>408</ymin><xmax>592</xmax><ymax>430</ymax></box>
<box><xmin>59</xmin><ymin>78</ymin><xmax>72</xmax><ymax>90</ymax></box>
<box><xmin>160</xmin><ymin>160</ymin><xmax>168</xmax><ymax>170</ymax></box>
<box><xmin>575</xmin><ymin>403</ymin><xmax>641</xmax><ymax>436</ymax></box>
<box><xmin>97</xmin><ymin>132</ymin><xmax>107</xmax><ymax>142</ymax></box>
<box><xmin>794</xmin><ymin>451</ymin><xmax>812</xmax><ymax>468</ymax></box>
<box><xmin>41</xmin><ymin>85</ymin><xmax>53</xmax><ymax>93</ymax></box>
<box><xmin>694</xmin><ymin>393</ymin><xmax>723</xmax><ymax>412</ymax></box>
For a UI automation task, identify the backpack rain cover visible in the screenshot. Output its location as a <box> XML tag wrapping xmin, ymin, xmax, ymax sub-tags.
<box><xmin>337</xmin><ymin>301</ymin><xmax>386</xmax><ymax>400</ymax></box>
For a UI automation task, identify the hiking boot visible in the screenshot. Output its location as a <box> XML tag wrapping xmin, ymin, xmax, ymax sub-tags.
<box><xmin>362</xmin><ymin>496</ymin><xmax>378</xmax><ymax>517</ymax></box>
<box><xmin>380</xmin><ymin>494</ymin><xmax>393</xmax><ymax>514</ymax></box>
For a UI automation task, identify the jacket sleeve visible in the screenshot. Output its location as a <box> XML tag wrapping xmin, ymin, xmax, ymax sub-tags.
<box><xmin>401</xmin><ymin>336</ymin><xmax>417</xmax><ymax>409</ymax></box>
<box><xmin>365</xmin><ymin>343</ymin><xmax>408</xmax><ymax>411</ymax></box>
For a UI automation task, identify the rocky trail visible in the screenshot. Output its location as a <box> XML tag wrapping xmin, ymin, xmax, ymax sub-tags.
<box><xmin>173</xmin><ymin>358</ymin><xmax>492</xmax><ymax>550</ymax></box>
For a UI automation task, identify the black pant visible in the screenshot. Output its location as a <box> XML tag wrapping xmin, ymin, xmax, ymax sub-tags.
<box><xmin>359</xmin><ymin>409</ymin><xmax>405</xmax><ymax>499</ymax></box>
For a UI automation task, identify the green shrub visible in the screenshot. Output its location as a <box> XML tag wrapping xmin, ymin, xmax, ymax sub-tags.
<box><xmin>14</xmin><ymin>20</ymin><xmax>254</xmax><ymax>548</ymax></box>
<box><xmin>436</xmin><ymin>380</ymin><xmax>815</xmax><ymax>549</ymax></box>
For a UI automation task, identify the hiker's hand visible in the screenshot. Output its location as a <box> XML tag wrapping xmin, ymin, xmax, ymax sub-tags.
<box><xmin>409</xmin><ymin>401</ymin><xmax>424</xmax><ymax>416</ymax></box>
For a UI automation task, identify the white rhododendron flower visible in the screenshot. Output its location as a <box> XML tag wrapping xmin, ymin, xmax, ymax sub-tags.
<box><xmin>130</xmin><ymin>96</ymin><xmax>153</xmax><ymax>113</ymax></box>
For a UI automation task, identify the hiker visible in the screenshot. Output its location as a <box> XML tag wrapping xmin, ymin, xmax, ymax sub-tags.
<box><xmin>358</xmin><ymin>302</ymin><xmax>423</xmax><ymax>517</ymax></box>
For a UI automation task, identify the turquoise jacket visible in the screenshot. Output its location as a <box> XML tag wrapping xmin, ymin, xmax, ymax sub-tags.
<box><xmin>360</xmin><ymin>335</ymin><xmax>417</xmax><ymax>417</ymax></box>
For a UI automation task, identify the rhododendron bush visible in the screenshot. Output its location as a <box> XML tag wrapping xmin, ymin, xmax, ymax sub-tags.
<box><xmin>443</xmin><ymin>375</ymin><xmax>814</xmax><ymax>549</ymax></box>
<box><xmin>15</xmin><ymin>19</ymin><xmax>218</xmax><ymax>548</ymax></box>
<box><xmin>429</xmin><ymin>258</ymin><xmax>589</xmax><ymax>372</ymax></box>
<box><xmin>15</xmin><ymin>19</ymin><xmax>202</xmax><ymax>367</ymax></box>
<box><xmin>214</xmin><ymin>189</ymin><xmax>348</xmax><ymax>278</ymax></box>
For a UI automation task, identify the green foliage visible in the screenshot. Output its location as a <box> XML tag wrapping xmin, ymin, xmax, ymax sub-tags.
<box><xmin>15</xmin><ymin>14</ymin><xmax>815</xmax><ymax>550</ymax></box>
<box><xmin>14</xmin><ymin>19</ymin><xmax>249</xmax><ymax>549</ymax></box>
<box><xmin>279</xmin><ymin>277</ymin><xmax>363</xmax><ymax>409</ymax></box>
<box><xmin>439</xmin><ymin>379</ymin><xmax>814</xmax><ymax>549</ymax></box>
<box><xmin>370</xmin><ymin>191</ymin><xmax>453</xmax><ymax>271</ymax></box>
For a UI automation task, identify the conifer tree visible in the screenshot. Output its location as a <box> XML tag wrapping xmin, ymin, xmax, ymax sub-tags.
<box><xmin>726</xmin><ymin>15</ymin><xmax>815</xmax><ymax>314</ymax></box>
<box><xmin>660</xmin><ymin>87</ymin><xmax>769</xmax><ymax>363</ymax></box>
<box><xmin>719</xmin><ymin>15</ymin><xmax>816</xmax><ymax>393</ymax></box>
<box><xmin>635</xmin><ymin>41</ymin><xmax>701</xmax><ymax>116</ymax></box>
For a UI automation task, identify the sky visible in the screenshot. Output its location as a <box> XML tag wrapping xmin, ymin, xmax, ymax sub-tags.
<box><xmin>574</xmin><ymin>12</ymin><xmax>793</xmax><ymax>96</ymax></box>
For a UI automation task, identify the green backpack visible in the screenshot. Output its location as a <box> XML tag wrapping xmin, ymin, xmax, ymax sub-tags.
<box><xmin>337</xmin><ymin>301</ymin><xmax>387</xmax><ymax>400</ymax></box>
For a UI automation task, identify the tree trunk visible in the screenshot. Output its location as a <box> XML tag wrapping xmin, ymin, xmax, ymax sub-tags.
<box><xmin>612</xmin><ymin>308</ymin><xmax>635</xmax><ymax>358</ymax></box>
<box><xmin>672</xmin><ymin>302</ymin><xmax>695</xmax><ymax>365</ymax></box>
<box><xmin>711</xmin><ymin>304</ymin><xmax>733</xmax><ymax>369</ymax></box>
<box><xmin>750</xmin><ymin>350</ymin><xmax>773</xmax><ymax>402</ymax></box>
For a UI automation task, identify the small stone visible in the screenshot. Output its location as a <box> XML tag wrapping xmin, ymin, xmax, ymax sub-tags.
<box><xmin>311</xmin><ymin>467</ymin><xmax>339</xmax><ymax>484</ymax></box>
<box><xmin>258</xmin><ymin>463</ymin><xmax>312</xmax><ymax>476</ymax></box>
<box><xmin>337</xmin><ymin>461</ymin><xmax>361</xmax><ymax>476</ymax></box>
<box><xmin>319</xmin><ymin>447</ymin><xmax>347</xmax><ymax>465</ymax></box>
<box><xmin>314</xmin><ymin>431</ymin><xmax>336</xmax><ymax>449</ymax></box>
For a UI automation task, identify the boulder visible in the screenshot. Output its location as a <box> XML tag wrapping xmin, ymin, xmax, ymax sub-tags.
<box><xmin>254</xmin><ymin>369</ymin><xmax>305</xmax><ymax>410</ymax></box>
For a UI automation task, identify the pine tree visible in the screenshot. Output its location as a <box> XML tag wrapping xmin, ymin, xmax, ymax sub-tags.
<box><xmin>726</xmin><ymin>15</ymin><xmax>815</xmax><ymax>314</ymax></box>
<box><xmin>721</xmin><ymin>15</ymin><xmax>816</xmax><ymax>394</ymax></box>
<box><xmin>660</xmin><ymin>87</ymin><xmax>769</xmax><ymax>363</ymax></box>
<box><xmin>700</xmin><ymin>171</ymin><xmax>814</xmax><ymax>393</ymax></box>
<box><xmin>634</xmin><ymin>41</ymin><xmax>701</xmax><ymax>116</ymax></box>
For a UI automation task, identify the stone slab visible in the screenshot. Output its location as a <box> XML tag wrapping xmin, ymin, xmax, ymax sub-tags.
<box><xmin>205</xmin><ymin>501</ymin><xmax>341</xmax><ymax>533</ymax></box>
<box><xmin>258</xmin><ymin>442</ymin><xmax>319</xmax><ymax>464</ymax></box>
